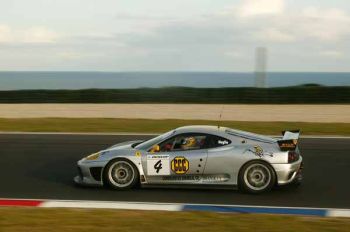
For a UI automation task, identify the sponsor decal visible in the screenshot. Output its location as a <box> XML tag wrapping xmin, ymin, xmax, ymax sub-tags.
<box><xmin>253</xmin><ymin>145</ymin><xmax>264</xmax><ymax>157</ymax></box>
<box><xmin>218</xmin><ymin>140</ymin><xmax>229</xmax><ymax>145</ymax></box>
<box><xmin>280</xmin><ymin>143</ymin><xmax>295</xmax><ymax>148</ymax></box>
<box><xmin>245</xmin><ymin>145</ymin><xmax>273</xmax><ymax>158</ymax></box>
<box><xmin>278</xmin><ymin>139</ymin><xmax>298</xmax><ymax>151</ymax></box>
<box><xmin>163</xmin><ymin>175</ymin><xmax>200</xmax><ymax>181</ymax></box>
<box><xmin>171</xmin><ymin>156</ymin><xmax>189</xmax><ymax>174</ymax></box>
<box><xmin>280</xmin><ymin>139</ymin><xmax>298</xmax><ymax>148</ymax></box>
<box><xmin>202</xmin><ymin>175</ymin><xmax>229</xmax><ymax>182</ymax></box>
<box><xmin>148</xmin><ymin>155</ymin><xmax>169</xmax><ymax>159</ymax></box>
<box><xmin>162</xmin><ymin>174</ymin><xmax>230</xmax><ymax>182</ymax></box>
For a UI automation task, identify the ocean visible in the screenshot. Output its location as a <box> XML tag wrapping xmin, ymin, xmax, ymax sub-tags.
<box><xmin>0</xmin><ymin>71</ymin><xmax>349</xmax><ymax>90</ymax></box>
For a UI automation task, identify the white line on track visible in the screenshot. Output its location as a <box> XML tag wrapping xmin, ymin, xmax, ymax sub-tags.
<box><xmin>40</xmin><ymin>200</ymin><xmax>183</xmax><ymax>211</ymax></box>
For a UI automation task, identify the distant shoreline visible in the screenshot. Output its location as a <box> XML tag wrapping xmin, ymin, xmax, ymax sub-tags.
<box><xmin>0</xmin><ymin>71</ymin><xmax>349</xmax><ymax>90</ymax></box>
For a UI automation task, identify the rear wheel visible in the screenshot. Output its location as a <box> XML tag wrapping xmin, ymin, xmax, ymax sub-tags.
<box><xmin>103</xmin><ymin>159</ymin><xmax>139</xmax><ymax>190</ymax></box>
<box><xmin>239</xmin><ymin>160</ymin><xmax>276</xmax><ymax>194</ymax></box>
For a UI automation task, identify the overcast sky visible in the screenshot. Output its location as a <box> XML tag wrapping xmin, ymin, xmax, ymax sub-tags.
<box><xmin>0</xmin><ymin>0</ymin><xmax>349</xmax><ymax>72</ymax></box>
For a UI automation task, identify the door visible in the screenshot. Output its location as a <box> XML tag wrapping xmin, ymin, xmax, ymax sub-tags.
<box><xmin>144</xmin><ymin>133</ymin><xmax>209</xmax><ymax>184</ymax></box>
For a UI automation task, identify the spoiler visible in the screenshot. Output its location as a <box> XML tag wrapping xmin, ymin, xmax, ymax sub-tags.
<box><xmin>277</xmin><ymin>130</ymin><xmax>300</xmax><ymax>151</ymax></box>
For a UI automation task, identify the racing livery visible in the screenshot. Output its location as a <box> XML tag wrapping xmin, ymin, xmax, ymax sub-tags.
<box><xmin>75</xmin><ymin>126</ymin><xmax>303</xmax><ymax>193</ymax></box>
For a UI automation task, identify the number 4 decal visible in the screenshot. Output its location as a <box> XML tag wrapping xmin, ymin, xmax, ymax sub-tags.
<box><xmin>154</xmin><ymin>160</ymin><xmax>163</xmax><ymax>173</ymax></box>
<box><xmin>147</xmin><ymin>155</ymin><xmax>170</xmax><ymax>176</ymax></box>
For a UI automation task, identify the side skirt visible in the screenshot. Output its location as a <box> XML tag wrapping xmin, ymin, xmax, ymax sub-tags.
<box><xmin>141</xmin><ymin>184</ymin><xmax>238</xmax><ymax>190</ymax></box>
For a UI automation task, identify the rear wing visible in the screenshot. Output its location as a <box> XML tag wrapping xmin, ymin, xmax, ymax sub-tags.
<box><xmin>277</xmin><ymin>130</ymin><xmax>300</xmax><ymax>151</ymax></box>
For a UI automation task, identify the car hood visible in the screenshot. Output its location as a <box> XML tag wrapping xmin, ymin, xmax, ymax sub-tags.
<box><xmin>107</xmin><ymin>140</ymin><xmax>144</xmax><ymax>150</ymax></box>
<box><xmin>96</xmin><ymin>140</ymin><xmax>144</xmax><ymax>161</ymax></box>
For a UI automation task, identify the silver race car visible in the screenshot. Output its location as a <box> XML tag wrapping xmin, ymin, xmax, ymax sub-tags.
<box><xmin>75</xmin><ymin>126</ymin><xmax>303</xmax><ymax>193</ymax></box>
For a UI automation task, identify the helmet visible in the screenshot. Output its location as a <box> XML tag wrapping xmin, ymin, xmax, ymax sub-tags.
<box><xmin>182</xmin><ymin>137</ymin><xmax>197</xmax><ymax>149</ymax></box>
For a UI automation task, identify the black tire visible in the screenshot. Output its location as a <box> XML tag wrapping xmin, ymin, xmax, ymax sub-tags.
<box><xmin>103</xmin><ymin>158</ymin><xmax>139</xmax><ymax>190</ymax></box>
<box><xmin>238</xmin><ymin>160</ymin><xmax>276</xmax><ymax>194</ymax></box>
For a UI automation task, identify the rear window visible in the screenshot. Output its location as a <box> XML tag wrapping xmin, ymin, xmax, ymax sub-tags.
<box><xmin>206</xmin><ymin>135</ymin><xmax>231</xmax><ymax>148</ymax></box>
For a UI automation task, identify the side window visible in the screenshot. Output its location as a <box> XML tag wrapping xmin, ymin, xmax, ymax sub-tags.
<box><xmin>207</xmin><ymin>135</ymin><xmax>231</xmax><ymax>149</ymax></box>
<box><xmin>158</xmin><ymin>134</ymin><xmax>208</xmax><ymax>152</ymax></box>
<box><xmin>158</xmin><ymin>137</ymin><xmax>176</xmax><ymax>152</ymax></box>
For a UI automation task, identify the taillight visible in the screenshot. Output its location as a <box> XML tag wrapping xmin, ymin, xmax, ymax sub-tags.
<box><xmin>288</xmin><ymin>151</ymin><xmax>300</xmax><ymax>163</ymax></box>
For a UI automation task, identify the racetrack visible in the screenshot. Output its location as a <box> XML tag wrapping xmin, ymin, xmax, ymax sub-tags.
<box><xmin>0</xmin><ymin>134</ymin><xmax>349</xmax><ymax>209</ymax></box>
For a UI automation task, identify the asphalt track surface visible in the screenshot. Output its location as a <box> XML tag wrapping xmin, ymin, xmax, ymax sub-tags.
<box><xmin>0</xmin><ymin>134</ymin><xmax>349</xmax><ymax>209</ymax></box>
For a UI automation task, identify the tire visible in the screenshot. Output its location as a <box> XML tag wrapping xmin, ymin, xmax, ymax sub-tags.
<box><xmin>239</xmin><ymin>160</ymin><xmax>276</xmax><ymax>194</ymax></box>
<box><xmin>103</xmin><ymin>158</ymin><xmax>139</xmax><ymax>190</ymax></box>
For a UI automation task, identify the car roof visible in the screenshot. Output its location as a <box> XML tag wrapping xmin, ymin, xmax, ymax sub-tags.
<box><xmin>174</xmin><ymin>125</ymin><xmax>228</xmax><ymax>135</ymax></box>
<box><xmin>173</xmin><ymin>125</ymin><xmax>276</xmax><ymax>143</ymax></box>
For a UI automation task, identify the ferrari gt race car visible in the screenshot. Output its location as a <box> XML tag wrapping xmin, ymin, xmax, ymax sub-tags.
<box><xmin>75</xmin><ymin>126</ymin><xmax>303</xmax><ymax>193</ymax></box>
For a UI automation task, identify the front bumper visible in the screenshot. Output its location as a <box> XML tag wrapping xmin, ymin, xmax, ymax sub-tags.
<box><xmin>74</xmin><ymin>159</ymin><xmax>106</xmax><ymax>186</ymax></box>
<box><xmin>272</xmin><ymin>156</ymin><xmax>303</xmax><ymax>185</ymax></box>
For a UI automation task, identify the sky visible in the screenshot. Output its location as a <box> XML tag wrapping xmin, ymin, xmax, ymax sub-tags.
<box><xmin>0</xmin><ymin>0</ymin><xmax>349</xmax><ymax>72</ymax></box>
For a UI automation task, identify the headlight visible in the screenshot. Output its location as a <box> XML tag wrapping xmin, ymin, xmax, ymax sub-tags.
<box><xmin>85</xmin><ymin>152</ymin><xmax>101</xmax><ymax>161</ymax></box>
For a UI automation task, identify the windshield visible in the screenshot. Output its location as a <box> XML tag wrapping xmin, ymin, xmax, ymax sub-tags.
<box><xmin>135</xmin><ymin>130</ymin><xmax>175</xmax><ymax>151</ymax></box>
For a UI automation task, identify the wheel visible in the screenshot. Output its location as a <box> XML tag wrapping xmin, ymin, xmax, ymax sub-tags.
<box><xmin>103</xmin><ymin>159</ymin><xmax>139</xmax><ymax>190</ymax></box>
<box><xmin>239</xmin><ymin>160</ymin><xmax>276</xmax><ymax>194</ymax></box>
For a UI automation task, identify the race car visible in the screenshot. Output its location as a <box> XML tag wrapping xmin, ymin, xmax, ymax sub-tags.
<box><xmin>75</xmin><ymin>125</ymin><xmax>303</xmax><ymax>193</ymax></box>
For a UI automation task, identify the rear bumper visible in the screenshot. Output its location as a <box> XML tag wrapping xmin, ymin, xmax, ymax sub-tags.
<box><xmin>272</xmin><ymin>157</ymin><xmax>303</xmax><ymax>185</ymax></box>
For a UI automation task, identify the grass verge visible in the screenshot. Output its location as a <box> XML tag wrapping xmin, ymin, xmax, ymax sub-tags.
<box><xmin>0</xmin><ymin>208</ymin><xmax>349</xmax><ymax>232</ymax></box>
<box><xmin>0</xmin><ymin>118</ymin><xmax>349</xmax><ymax>135</ymax></box>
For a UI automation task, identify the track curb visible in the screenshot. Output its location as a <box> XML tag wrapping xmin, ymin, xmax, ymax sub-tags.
<box><xmin>1</xmin><ymin>198</ymin><xmax>349</xmax><ymax>217</ymax></box>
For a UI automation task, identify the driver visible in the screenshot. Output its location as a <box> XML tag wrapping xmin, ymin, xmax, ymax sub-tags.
<box><xmin>181</xmin><ymin>136</ymin><xmax>198</xmax><ymax>150</ymax></box>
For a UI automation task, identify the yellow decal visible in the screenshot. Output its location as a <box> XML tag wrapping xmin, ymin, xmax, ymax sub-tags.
<box><xmin>171</xmin><ymin>156</ymin><xmax>189</xmax><ymax>174</ymax></box>
<box><xmin>135</xmin><ymin>151</ymin><xmax>142</xmax><ymax>157</ymax></box>
<box><xmin>254</xmin><ymin>145</ymin><xmax>264</xmax><ymax>157</ymax></box>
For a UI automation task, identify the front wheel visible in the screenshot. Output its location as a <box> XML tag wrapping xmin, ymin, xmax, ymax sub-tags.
<box><xmin>239</xmin><ymin>160</ymin><xmax>276</xmax><ymax>194</ymax></box>
<box><xmin>103</xmin><ymin>159</ymin><xmax>139</xmax><ymax>190</ymax></box>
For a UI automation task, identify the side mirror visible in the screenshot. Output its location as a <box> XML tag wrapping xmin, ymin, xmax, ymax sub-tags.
<box><xmin>150</xmin><ymin>144</ymin><xmax>160</xmax><ymax>153</ymax></box>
